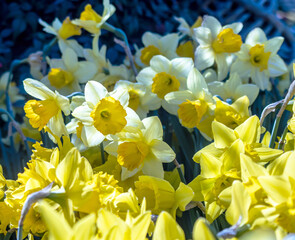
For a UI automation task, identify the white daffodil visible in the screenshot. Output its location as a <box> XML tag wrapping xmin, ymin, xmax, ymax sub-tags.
<box><xmin>105</xmin><ymin>116</ymin><xmax>175</xmax><ymax>180</ymax></box>
<box><xmin>72</xmin><ymin>81</ymin><xmax>141</xmax><ymax>147</ymax></box>
<box><xmin>72</xmin><ymin>1</ymin><xmax>115</xmax><ymax>35</ymax></box>
<box><xmin>165</xmin><ymin>68</ymin><xmax>214</xmax><ymax>139</ymax></box>
<box><xmin>23</xmin><ymin>78</ymin><xmax>70</xmax><ymax>139</ymax></box>
<box><xmin>208</xmin><ymin>72</ymin><xmax>259</xmax><ymax>105</ymax></box>
<box><xmin>174</xmin><ymin>16</ymin><xmax>202</xmax><ymax>38</ymax></box>
<box><xmin>135</xmin><ymin>32</ymin><xmax>180</xmax><ymax>67</ymax></box>
<box><xmin>136</xmin><ymin>55</ymin><xmax>194</xmax><ymax>114</ymax></box>
<box><xmin>193</xmin><ymin>15</ymin><xmax>243</xmax><ymax>80</ymax></box>
<box><xmin>42</xmin><ymin>48</ymin><xmax>96</xmax><ymax>95</ymax></box>
<box><xmin>39</xmin><ymin>17</ymin><xmax>83</xmax><ymax>57</ymax></box>
<box><xmin>231</xmin><ymin>28</ymin><xmax>288</xmax><ymax>91</ymax></box>
<box><xmin>114</xmin><ymin>80</ymin><xmax>155</xmax><ymax>119</ymax></box>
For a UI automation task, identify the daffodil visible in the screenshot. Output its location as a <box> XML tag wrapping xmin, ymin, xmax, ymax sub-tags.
<box><xmin>105</xmin><ymin>116</ymin><xmax>175</xmax><ymax>180</ymax></box>
<box><xmin>72</xmin><ymin>81</ymin><xmax>140</xmax><ymax>147</ymax></box>
<box><xmin>193</xmin><ymin>15</ymin><xmax>243</xmax><ymax>80</ymax></box>
<box><xmin>39</xmin><ymin>17</ymin><xmax>83</xmax><ymax>56</ymax></box>
<box><xmin>38</xmin><ymin>200</ymin><xmax>96</xmax><ymax>240</ymax></box>
<box><xmin>208</xmin><ymin>72</ymin><xmax>259</xmax><ymax>105</ymax></box>
<box><xmin>135</xmin><ymin>32</ymin><xmax>180</xmax><ymax>67</ymax></box>
<box><xmin>165</xmin><ymin>67</ymin><xmax>215</xmax><ymax>139</ymax></box>
<box><xmin>23</xmin><ymin>78</ymin><xmax>70</xmax><ymax>139</ymax></box>
<box><xmin>73</xmin><ymin>1</ymin><xmax>115</xmax><ymax>35</ymax></box>
<box><xmin>193</xmin><ymin>218</ymin><xmax>216</xmax><ymax>240</ymax></box>
<box><xmin>136</xmin><ymin>55</ymin><xmax>194</xmax><ymax>113</ymax></box>
<box><xmin>42</xmin><ymin>48</ymin><xmax>97</xmax><ymax>95</ymax></box>
<box><xmin>175</xmin><ymin>16</ymin><xmax>202</xmax><ymax>38</ymax></box>
<box><xmin>231</xmin><ymin>28</ymin><xmax>288</xmax><ymax>91</ymax></box>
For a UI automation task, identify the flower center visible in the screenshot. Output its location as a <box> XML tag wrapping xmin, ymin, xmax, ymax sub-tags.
<box><xmin>177</xmin><ymin>99</ymin><xmax>208</xmax><ymax>128</ymax></box>
<box><xmin>90</xmin><ymin>96</ymin><xmax>127</xmax><ymax>135</ymax></box>
<box><xmin>80</xmin><ymin>4</ymin><xmax>102</xmax><ymax>23</ymax></box>
<box><xmin>249</xmin><ymin>44</ymin><xmax>271</xmax><ymax>71</ymax></box>
<box><xmin>58</xmin><ymin>17</ymin><xmax>81</xmax><ymax>40</ymax></box>
<box><xmin>48</xmin><ymin>68</ymin><xmax>74</xmax><ymax>89</ymax></box>
<box><xmin>128</xmin><ymin>90</ymin><xmax>140</xmax><ymax>111</ymax></box>
<box><xmin>212</xmin><ymin>28</ymin><xmax>242</xmax><ymax>54</ymax></box>
<box><xmin>176</xmin><ymin>41</ymin><xmax>194</xmax><ymax>59</ymax></box>
<box><xmin>140</xmin><ymin>45</ymin><xmax>161</xmax><ymax>65</ymax></box>
<box><xmin>117</xmin><ymin>141</ymin><xmax>149</xmax><ymax>171</ymax></box>
<box><xmin>24</xmin><ymin>99</ymin><xmax>59</xmax><ymax>131</ymax></box>
<box><xmin>152</xmin><ymin>72</ymin><xmax>180</xmax><ymax>99</ymax></box>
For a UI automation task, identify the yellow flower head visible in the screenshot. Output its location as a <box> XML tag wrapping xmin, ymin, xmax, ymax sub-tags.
<box><xmin>152</xmin><ymin>72</ymin><xmax>180</xmax><ymax>99</ymax></box>
<box><xmin>80</xmin><ymin>4</ymin><xmax>102</xmax><ymax>22</ymax></box>
<box><xmin>140</xmin><ymin>45</ymin><xmax>161</xmax><ymax>65</ymax></box>
<box><xmin>58</xmin><ymin>16</ymin><xmax>81</xmax><ymax>40</ymax></box>
<box><xmin>249</xmin><ymin>44</ymin><xmax>271</xmax><ymax>71</ymax></box>
<box><xmin>90</xmin><ymin>96</ymin><xmax>127</xmax><ymax>135</ymax></box>
<box><xmin>212</xmin><ymin>28</ymin><xmax>242</xmax><ymax>53</ymax></box>
<box><xmin>48</xmin><ymin>68</ymin><xmax>74</xmax><ymax>89</ymax></box>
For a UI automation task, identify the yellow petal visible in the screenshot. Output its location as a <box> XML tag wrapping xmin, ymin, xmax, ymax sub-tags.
<box><xmin>212</xmin><ymin>121</ymin><xmax>237</xmax><ymax>149</ymax></box>
<box><xmin>193</xmin><ymin>218</ymin><xmax>215</xmax><ymax>240</ymax></box>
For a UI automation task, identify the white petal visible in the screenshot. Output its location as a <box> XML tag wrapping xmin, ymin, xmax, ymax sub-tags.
<box><xmin>47</xmin><ymin>111</ymin><xmax>68</xmax><ymax>138</ymax></box>
<box><xmin>170</xmin><ymin>57</ymin><xmax>194</xmax><ymax>79</ymax></box>
<box><xmin>142</xmin><ymin>32</ymin><xmax>160</xmax><ymax>46</ymax></box>
<box><xmin>268</xmin><ymin>55</ymin><xmax>288</xmax><ymax>77</ymax></box>
<box><xmin>235</xmin><ymin>44</ymin><xmax>251</xmax><ymax>61</ymax></box>
<box><xmin>208</xmin><ymin>81</ymin><xmax>226</xmax><ymax>98</ymax></box>
<box><xmin>72</xmin><ymin>104</ymin><xmax>93</xmax><ymax>124</ymax></box>
<box><xmin>160</xmin><ymin>33</ymin><xmax>179</xmax><ymax>53</ymax></box>
<box><xmin>143</xmin><ymin>116</ymin><xmax>163</xmax><ymax>141</ymax></box>
<box><xmin>142</xmin><ymin>157</ymin><xmax>164</xmax><ymax>179</ymax></box>
<box><xmin>264</xmin><ymin>37</ymin><xmax>284</xmax><ymax>54</ymax></box>
<box><xmin>110</xmin><ymin>88</ymin><xmax>129</xmax><ymax>108</ymax></box>
<box><xmin>216</xmin><ymin>54</ymin><xmax>229</xmax><ymax>81</ymax></box>
<box><xmin>125</xmin><ymin>107</ymin><xmax>142</xmax><ymax>128</ymax></box>
<box><xmin>193</xmin><ymin>27</ymin><xmax>212</xmax><ymax>46</ymax></box>
<box><xmin>245</xmin><ymin>28</ymin><xmax>267</xmax><ymax>45</ymax></box>
<box><xmin>165</xmin><ymin>90</ymin><xmax>194</xmax><ymax>105</ymax></box>
<box><xmin>55</xmin><ymin>91</ymin><xmax>71</xmax><ymax>115</ymax></box>
<box><xmin>62</xmin><ymin>48</ymin><xmax>78</xmax><ymax>71</ymax></box>
<box><xmin>187</xmin><ymin>67</ymin><xmax>208</xmax><ymax>93</ymax></box>
<box><xmin>23</xmin><ymin>78</ymin><xmax>55</xmax><ymax>100</ymax></box>
<box><xmin>84</xmin><ymin>81</ymin><xmax>108</xmax><ymax>107</ymax></box>
<box><xmin>141</xmin><ymin>92</ymin><xmax>161</xmax><ymax>111</ymax></box>
<box><xmin>252</xmin><ymin>69</ymin><xmax>270</xmax><ymax>91</ymax></box>
<box><xmin>195</xmin><ymin>47</ymin><xmax>215</xmax><ymax>70</ymax></box>
<box><xmin>224</xmin><ymin>22</ymin><xmax>243</xmax><ymax>34</ymax></box>
<box><xmin>150</xmin><ymin>55</ymin><xmax>171</xmax><ymax>73</ymax></box>
<box><xmin>81</xmin><ymin>125</ymin><xmax>105</xmax><ymax>147</ymax></box>
<box><xmin>202</xmin><ymin>15</ymin><xmax>222</xmax><ymax>39</ymax></box>
<box><xmin>150</xmin><ymin>139</ymin><xmax>176</xmax><ymax>163</ymax></box>
<box><xmin>136</xmin><ymin>67</ymin><xmax>157</xmax><ymax>86</ymax></box>
<box><xmin>162</xmin><ymin>99</ymin><xmax>178</xmax><ymax>115</ymax></box>
<box><xmin>74</xmin><ymin>62</ymin><xmax>97</xmax><ymax>83</ymax></box>
<box><xmin>230</xmin><ymin>60</ymin><xmax>252</xmax><ymax>79</ymax></box>
<box><xmin>121</xmin><ymin>166</ymin><xmax>141</xmax><ymax>181</ymax></box>
<box><xmin>235</xmin><ymin>84</ymin><xmax>259</xmax><ymax>105</ymax></box>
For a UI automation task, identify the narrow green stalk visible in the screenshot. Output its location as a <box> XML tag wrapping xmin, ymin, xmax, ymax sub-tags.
<box><xmin>173</xmin><ymin>159</ymin><xmax>186</xmax><ymax>184</ymax></box>
<box><xmin>278</xmin><ymin>125</ymin><xmax>289</xmax><ymax>149</ymax></box>
<box><xmin>100</xmin><ymin>142</ymin><xmax>105</xmax><ymax>164</ymax></box>
<box><xmin>4</xmin><ymin>229</ymin><xmax>16</xmax><ymax>240</ymax></box>
<box><xmin>269</xmin><ymin>116</ymin><xmax>281</xmax><ymax>148</ymax></box>
<box><xmin>16</xmin><ymin>226</ymin><xmax>22</xmax><ymax>240</ymax></box>
<box><xmin>43</xmin><ymin>37</ymin><xmax>58</xmax><ymax>58</ymax></box>
<box><xmin>102</xmin><ymin>22</ymin><xmax>137</xmax><ymax>76</ymax></box>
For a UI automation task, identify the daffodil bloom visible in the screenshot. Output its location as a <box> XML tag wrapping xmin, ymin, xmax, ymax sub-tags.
<box><xmin>38</xmin><ymin>200</ymin><xmax>96</xmax><ymax>240</ymax></box>
<box><xmin>105</xmin><ymin>116</ymin><xmax>175</xmax><ymax>180</ymax></box>
<box><xmin>193</xmin><ymin>218</ymin><xmax>216</xmax><ymax>240</ymax></box>
<box><xmin>42</xmin><ymin>48</ymin><xmax>96</xmax><ymax>95</ymax></box>
<box><xmin>175</xmin><ymin>16</ymin><xmax>202</xmax><ymax>38</ymax></box>
<box><xmin>72</xmin><ymin>81</ymin><xmax>140</xmax><ymax>147</ymax></box>
<box><xmin>165</xmin><ymin>67</ymin><xmax>215</xmax><ymax>139</ymax></box>
<box><xmin>84</xmin><ymin>35</ymin><xmax>131</xmax><ymax>91</ymax></box>
<box><xmin>136</xmin><ymin>55</ymin><xmax>194</xmax><ymax>113</ymax></box>
<box><xmin>193</xmin><ymin>15</ymin><xmax>243</xmax><ymax>80</ymax></box>
<box><xmin>176</xmin><ymin>40</ymin><xmax>195</xmax><ymax>59</ymax></box>
<box><xmin>23</xmin><ymin>78</ymin><xmax>70</xmax><ymax>139</ymax></box>
<box><xmin>152</xmin><ymin>211</ymin><xmax>185</xmax><ymax>240</ymax></box>
<box><xmin>208</xmin><ymin>72</ymin><xmax>259</xmax><ymax>105</ymax></box>
<box><xmin>97</xmin><ymin>208</ymin><xmax>151</xmax><ymax>240</ymax></box>
<box><xmin>231</xmin><ymin>28</ymin><xmax>288</xmax><ymax>91</ymax></box>
<box><xmin>135</xmin><ymin>32</ymin><xmax>180</xmax><ymax>67</ymax></box>
<box><xmin>39</xmin><ymin>17</ymin><xmax>83</xmax><ymax>56</ymax></box>
<box><xmin>73</xmin><ymin>1</ymin><xmax>115</xmax><ymax>34</ymax></box>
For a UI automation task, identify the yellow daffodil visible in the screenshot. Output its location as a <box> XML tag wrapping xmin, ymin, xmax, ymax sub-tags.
<box><xmin>38</xmin><ymin>200</ymin><xmax>96</xmax><ymax>240</ymax></box>
<box><xmin>23</xmin><ymin>78</ymin><xmax>70</xmax><ymax>139</ymax></box>
<box><xmin>165</xmin><ymin>67</ymin><xmax>215</xmax><ymax>139</ymax></box>
<box><xmin>231</xmin><ymin>28</ymin><xmax>288</xmax><ymax>91</ymax></box>
<box><xmin>73</xmin><ymin>1</ymin><xmax>115</xmax><ymax>35</ymax></box>
<box><xmin>193</xmin><ymin>218</ymin><xmax>216</xmax><ymax>240</ymax></box>
<box><xmin>42</xmin><ymin>48</ymin><xmax>97</xmax><ymax>95</ymax></box>
<box><xmin>105</xmin><ymin>116</ymin><xmax>175</xmax><ymax>180</ymax></box>
<box><xmin>136</xmin><ymin>55</ymin><xmax>194</xmax><ymax>113</ymax></box>
<box><xmin>72</xmin><ymin>81</ymin><xmax>140</xmax><ymax>147</ymax></box>
<box><xmin>152</xmin><ymin>211</ymin><xmax>185</xmax><ymax>240</ymax></box>
<box><xmin>193</xmin><ymin>15</ymin><xmax>243</xmax><ymax>80</ymax></box>
<box><xmin>208</xmin><ymin>72</ymin><xmax>259</xmax><ymax>105</ymax></box>
<box><xmin>135</xmin><ymin>32</ymin><xmax>180</xmax><ymax>67</ymax></box>
<box><xmin>39</xmin><ymin>17</ymin><xmax>83</xmax><ymax>56</ymax></box>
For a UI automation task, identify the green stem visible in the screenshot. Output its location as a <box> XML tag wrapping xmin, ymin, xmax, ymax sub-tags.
<box><xmin>173</xmin><ymin>159</ymin><xmax>186</xmax><ymax>184</ymax></box>
<box><xmin>43</xmin><ymin>38</ymin><xmax>58</xmax><ymax>58</ymax></box>
<box><xmin>278</xmin><ymin>125</ymin><xmax>289</xmax><ymax>149</ymax></box>
<box><xmin>100</xmin><ymin>142</ymin><xmax>105</xmax><ymax>164</ymax></box>
<box><xmin>101</xmin><ymin>22</ymin><xmax>137</xmax><ymax>76</ymax></box>
<box><xmin>16</xmin><ymin>226</ymin><xmax>22</xmax><ymax>240</ymax></box>
<box><xmin>269</xmin><ymin>116</ymin><xmax>281</xmax><ymax>148</ymax></box>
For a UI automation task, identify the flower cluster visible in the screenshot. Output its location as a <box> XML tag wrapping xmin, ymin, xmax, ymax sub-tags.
<box><xmin>0</xmin><ymin>1</ymin><xmax>294</xmax><ymax>240</ymax></box>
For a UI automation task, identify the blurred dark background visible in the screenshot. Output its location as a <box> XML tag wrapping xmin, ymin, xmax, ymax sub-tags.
<box><xmin>0</xmin><ymin>0</ymin><xmax>294</xmax><ymax>73</ymax></box>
